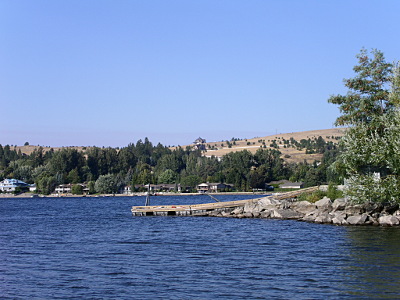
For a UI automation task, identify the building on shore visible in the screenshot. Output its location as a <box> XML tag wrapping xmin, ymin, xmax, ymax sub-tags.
<box><xmin>0</xmin><ymin>179</ymin><xmax>30</xmax><ymax>192</ymax></box>
<box><xmin>280</xmin><ymin>182</ymin><xmax>304</xmax><ymax>189</ymax></box>
<box><xmin>54</xmin><ymin>183</ymin><xmax>89</xmax><ymax>195</ymax></box>
<box><xmin>123</xmin><ymin>184</ymin><xmax>190</xmax><ymax>194</ymax></box>
<box><xmin>197</xmin><ymin>182</ymin><xmax>233</xmax><ymax>193</ymax></box>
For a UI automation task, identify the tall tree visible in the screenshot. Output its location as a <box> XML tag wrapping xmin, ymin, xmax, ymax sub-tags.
<box><xmin>328</xmin><ymin>48</ymin><xmax>393</xmax><ymax>126</ymax></box>
<box><xmin>330</xmin><ymin>49</ymin><xmax>400</xmax><ymax>203</ymax></box>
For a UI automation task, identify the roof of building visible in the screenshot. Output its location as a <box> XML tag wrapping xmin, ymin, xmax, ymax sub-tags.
<box><xmin>0</xmin><ymin>179</ymin><xmax>29</xmax><ymax>186</ymax></box>
<box><xmin>280</xmin><ymin>182</ymin><xmax>304</xmax><ymax>187</ymax></box>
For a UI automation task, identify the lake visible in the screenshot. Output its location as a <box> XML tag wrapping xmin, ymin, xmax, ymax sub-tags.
<box><xmin>1</xmin><ymin>195</ymin><xmax>400</xmax><ymax>299</ymax></box>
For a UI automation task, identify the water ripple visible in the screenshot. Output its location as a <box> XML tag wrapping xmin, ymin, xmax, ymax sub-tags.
<box><xmin>1</xmin><ymin>196</ymin><xmax>400</xmax><ymax>299</ymax></box>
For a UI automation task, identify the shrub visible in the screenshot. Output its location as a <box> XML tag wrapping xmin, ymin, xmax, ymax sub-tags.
<box><xmin>298</xmin><ymin>190</ymin><xmax>327</xmax><ymax>203</ymax></box>
<box><xmin>326</xmin><ymin>184</ymin><xmax>343</xmax><ymax>200</ymax></box>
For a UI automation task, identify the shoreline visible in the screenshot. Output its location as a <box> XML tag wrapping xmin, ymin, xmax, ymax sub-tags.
<box><xmin>0</xmin><ymin>191</ymin><xmax>271</xmax><ymax>199</ymax></box>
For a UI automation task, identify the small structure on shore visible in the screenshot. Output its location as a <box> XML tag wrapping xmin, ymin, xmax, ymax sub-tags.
<box><xmin>280</xmin><ymin>182</ymin><xmax>304</xmax><ymax>189</ymax></box>
<box><xmin>197</xmin><ymin>182</ymin><xmax>232</xmax><ymax>193</ymax></box>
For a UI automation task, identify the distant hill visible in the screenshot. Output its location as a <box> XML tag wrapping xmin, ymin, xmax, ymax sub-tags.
<box><xmin>187</xmin><ymin>128</ymin><xmax>346</xmax><ymax>164</ymax></box>
<box><xmin>14</xmin><ymin>128</ymin><xmax>346</xmax><ymax>164</ymax></box>
<box><xmin>15</xmin><ymin>145</ymin><xmax>90</xmax><ymax>156</ymax></box>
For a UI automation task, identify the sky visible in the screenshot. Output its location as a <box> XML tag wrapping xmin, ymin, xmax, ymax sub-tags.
<box><xmin>1</xmin><ymin>0</ymin><xmax>400</xmax><ymax>147</ymax></box>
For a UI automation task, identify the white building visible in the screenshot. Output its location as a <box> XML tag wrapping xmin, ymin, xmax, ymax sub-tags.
<box><xmin>0</xmin><ymin>179</ymin><xmax>30</xmax><ymax>192</ymax></box>
<box><xmin>197</xmin><ymin>183</ymin><xmax>232</xmax><ymax>193</ymax></box>
<box><xmin>280</xmin><ymin>182</ymin><xmax>304</xmax><ymax>189</ymax></box>
<box><xmin>54</xmin><ymin>184</ymin><xmax>72</xmax><ymax>194</ymax></box>
<box><xmin>29</xmin><ymin>184</ymin><xmax>36</xmax><ymax>192</ymax></box>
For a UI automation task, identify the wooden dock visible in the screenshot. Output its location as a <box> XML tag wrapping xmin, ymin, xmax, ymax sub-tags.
<box><xmin>131</xmin><ymin>187</ymin><xmax>319</xmax><ymax>216</ymax></box>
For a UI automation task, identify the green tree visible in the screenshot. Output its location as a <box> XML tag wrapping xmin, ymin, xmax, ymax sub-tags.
<box><xmin>336</xmin><ymin>110</ymin><xmax>400</xmax><ymax>203</ymax></box>
<box><xmin>249</xmin><ymin>168</ymin><xmax>266</xmax><ymax>189</ymax></box>
<box><xmin>328</xmin><ymin>48</ymin><xmax>393</xmax><ymax>126</ymax></box>
<box><xmin>88</xmin><ymin>181</ymin><xmax>96</xmax><ymax>194</ymax></box>
<box><xmin>95</xmin><ymin>174</ymin><xmax>118</xmax><ymax>194</ymax></box>
<box><xmin>330</xmin><ymin>50</ymin><xmax>400</xmax><ymax>203</ymax></box>
<box><xmin>71</xmin><ymin>184</ymin><xmax>83</xmax><ymax>195</ymax></box>
<box><xmin>180</xmin><ymin>175</ymin><xmax>201</xmax><ymax>191</ymax></box>
<box><xmin>67</xmin><ymin>168</ymin><xmax>81</xmax><ymax>184</ymax></box>
<box><xmin>36</xmin><ymin>175</ymin><xmax>57</xmax><ymax>195</ymax></box>
<box><xmin>158</xmin><ymin>169</ymin><xmax>177</xmax><ymax>184</ymax></box>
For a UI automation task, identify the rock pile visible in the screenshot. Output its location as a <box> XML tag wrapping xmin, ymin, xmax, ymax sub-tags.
<box><xmin>226</xmin><ymin>196</ymin><xmax>400</xmax><ymax>226</ymax></box>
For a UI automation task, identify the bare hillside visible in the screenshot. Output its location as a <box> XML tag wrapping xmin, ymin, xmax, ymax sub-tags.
<box><xmin>192</xmin><ymin>128</ymin><xmax>346</xmax><ymax>164</ymax></box>
<box><xmin>13</xmin><ymin>128</ymin><xmax>346</xmax><ymax>164</ymax></box>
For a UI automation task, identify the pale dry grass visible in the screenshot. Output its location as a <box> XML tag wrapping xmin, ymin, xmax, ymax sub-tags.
<box><xmin>13</xmin><ymin>128</ymin><xmax>346</xmax><ymax>164</ymax></box>
<box><xmin>14</xmin><ymin>145</ymin><xmax>89</xmax><ymax>156</ymax></box>
<box><xmin>199</xmin><ymin>128</ymin><xmax>346</xmax><ymax>164</ymax></box>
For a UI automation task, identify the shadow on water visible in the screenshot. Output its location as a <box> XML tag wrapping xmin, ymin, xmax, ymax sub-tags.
<box><xmin>340</xmin><ymin>227</ymin><xmax>400</xmax><ymax>298</ymax></box>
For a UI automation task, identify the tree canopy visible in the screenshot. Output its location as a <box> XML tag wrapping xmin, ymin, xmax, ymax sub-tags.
<box><xmin>330</xmin><ymin>49</ymin><xmax>400</xmax><ymax>203</ymax></box>
<box><xmin>328</xmin><ymin>48</ymin><xmax>393</xmax><ymax>126</ymax></box>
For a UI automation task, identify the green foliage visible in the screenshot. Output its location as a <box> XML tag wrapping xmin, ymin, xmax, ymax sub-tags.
<box><xmin>345</xmin><ymin>174</ymin><xmax>400</xmax><ymax>204</ymax></box>
<box><xmin>330</xmin><ymin>49</ymin><xmax>400</xmax><ymax>203</ymax></box>
<box><xmin>326</xmin><ymin>184</ymin><xmax>343</xmax><ymax>200</ymax></box>
<box><xmin>88</xmin><ymin>181</ymin><xmax>96</xmax><ymax>194</ymax></box>
<box><xmin>95</xmin><ymin>174</ymin><xmax>118</xmax><ymax>194</ymax></box>
<box><xmin>328</xmin><ymin>48</ymin><xmax>393</xmax><ymax>126</ymax></box>
<box><xmin>337</xmin><ymin>110</ymin><xmax>400</xmax><ymax>203</ymax></box>
<box><xmin>180</xmin><ymin>175</ymin><xmax>201</xmax><ymax>191</ymax></box>
<box><xmin>158</xmin><ymin>169</ymin><xmax>177</xmax><ymax>184</ymax></box>
<box><xmin>71</xmin><ymin>184</ymin><xmax>83</xmax><ymax>195</ymax></box>
<box><xmin>249</xmin><ymin>169</ymin><xmax>266</xmax><ymax>189</ymax></box>
<box><xmin>67</xmin><ymin>168</ymin><xmax>81</xmax><ymax>184</ymax></box>
<box><xmin>297</xmin><ymin>190</ymin><xmax>327</xmax><ymax>203</ymax></box>
<box><xmin>0</xmin><ymin>131</ymin><xmax>342</xmax><ymax>193</ymax></box>
<box><xmin>36</xmin><ymin>175</ymin><xmax>57</xmax><ymax>195</ymax></box>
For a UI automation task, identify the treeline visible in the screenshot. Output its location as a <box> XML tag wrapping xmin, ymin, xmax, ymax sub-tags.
<box><xmin>0</xmin><ymin>137</ymin><xmax>341</xmax><ymax>194</ymax></box>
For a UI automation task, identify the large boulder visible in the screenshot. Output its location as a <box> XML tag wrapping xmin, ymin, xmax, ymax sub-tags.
<box><xmin>271</xmin><ymin>209</ymin><xmax>304</xmax><ymax>220</ymax></box>
<box><xmin>332</xmin><ymin>198</ymin><xmax>348</xmax><ymax>211</ymax></box>
<box><xmin>258</xmin><ymin>197</ymin><xmax>280</xmax><ymax>210</ymax></box>
<box><xmin>279</xmin><ymin>200</ymin><xmax>292</xmax><ymax>209</ymax></box>
<box><xmin>344</xmin><ymin>205</ymin><xmax>365</xmax><ymax>215</ymax></box>
<box><xmin>244</xmin><ymin>201</ymin><xmax>260</xmax><ymax>214</ymax></box>
<box><xmin>346</xmin><ymin>213</ymin><xmax>369</xmax><ymax>225</ymax></box>
<box><xmin>332</xmin><ymin>212</ymin><xmax>348</xmax><ymax>225</ymax></box>
<box><xmin>291</xmin><ymin>201</ymin><xmax>316</xmax><ymax>214</ymax></box>
<box><xmin>315</xmin><ymin>197</ymin><xmax>332</xmax><ymax>210</ymax></box>
<box><xmin>260</xmin><ymin>210</ymin><xmax>272</xmax><ymax>218</ymax></box>
<box><xmin>315</xmin><ymin>213</ymin><xmax>333</xmax><ymax>224</ymax></box>
<box><xmin>221</xmin><ymin>211</ymin><xmax>233</xmax><ymax>217</ymax></box>
<box><xmin>378</xmin><ymin>215</ymin><xmax>400</xmax><ymax>226</ymax></box>
<box><xmin>232</xmin><ymin>207</ymin><xmax>244</xmax><ymax>215</ymax></box>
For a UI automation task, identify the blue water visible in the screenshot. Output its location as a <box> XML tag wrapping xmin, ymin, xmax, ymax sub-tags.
<box><xmin>1</xmin><ymin>195</ymin><xmax>400</xmax><ymax>299</ymax></box>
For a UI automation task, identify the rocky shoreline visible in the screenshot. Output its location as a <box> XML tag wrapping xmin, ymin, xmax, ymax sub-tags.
<box><xmin>216</xmin><ymin>196</ymin><xmax>400</xmax><ymax>227</ymax></box>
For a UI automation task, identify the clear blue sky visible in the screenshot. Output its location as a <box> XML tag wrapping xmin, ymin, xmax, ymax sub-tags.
<box><xmin>1</xmin><ymin>0</ymin><xmax>399</xmax><ymax>147</ymax></box>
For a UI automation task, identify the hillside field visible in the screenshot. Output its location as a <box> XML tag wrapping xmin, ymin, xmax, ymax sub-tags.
<box><xmin>13</xmin><ymin>128</ymin><xmax>346</xmax><ymax>164</ymax></box>
<box><xmin>188</xmin><ymin>128</ymin><xmax>346</xmax><ymax>164</ymax></box>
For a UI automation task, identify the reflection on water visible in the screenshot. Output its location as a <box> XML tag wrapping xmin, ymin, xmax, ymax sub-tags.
<box><xmin>342</xmin><ymin>227</ymin><xmax>400</xmax><ymax>298</ymax></box>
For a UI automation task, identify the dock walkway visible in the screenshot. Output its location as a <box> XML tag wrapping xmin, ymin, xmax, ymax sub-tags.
<box><xmin>131</xmin><ymin>187</ymin><xmax>318</xmax><ymax>216</ymax></box>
